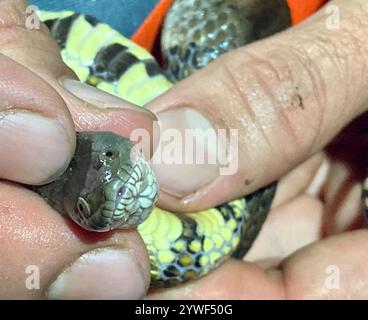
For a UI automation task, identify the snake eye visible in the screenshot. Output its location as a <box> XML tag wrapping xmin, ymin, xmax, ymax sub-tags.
<box><xmin>76</xmin><ymin>197</ymin><xmax>91</xmax><ymax>217</ymax></box>
<box><xmin>99</xmin><ymin>149</ymin><xmax>117</xmax><ymax>162</ymax></box>
<box><xmin>105</xmin><ymin>150</ymin><xmax>113</xmax><ymax>157</ymax></box>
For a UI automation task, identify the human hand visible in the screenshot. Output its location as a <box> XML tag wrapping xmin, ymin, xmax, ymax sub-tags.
<box><xmin>147</xmin><ymin>0</ymin><xmax>368</xmax><ymax>299</ymax></box>
<box><xmin>0</xmin><ymin>0</ymin><xmax>157</xmax><ymax>299</ymax></box>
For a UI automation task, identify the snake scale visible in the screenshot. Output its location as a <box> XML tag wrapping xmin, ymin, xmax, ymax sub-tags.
<box><xmin>31</xmin><ymin>0</ymin><xmax>368</xmax><ymax>288</ymax></box>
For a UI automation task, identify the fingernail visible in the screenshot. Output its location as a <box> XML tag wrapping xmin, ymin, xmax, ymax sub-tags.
<box><xmin>0</xmin><ymin>110</ymin><xmax>73</xmax><ymax>185</ymax></box>
<box><xmin>60</xmin><ymin>78</ymin><xmax>156</xmax><ymax>119</ymax></box>
<box><xmin>153</xmin><ymin>108</ymin><xmax>222</xmax><ymax>197</ymax></box>
<box><xmin>46</xmin><ymin>248</ymin><xmax>147</xmax><ymax>300</ymax></box>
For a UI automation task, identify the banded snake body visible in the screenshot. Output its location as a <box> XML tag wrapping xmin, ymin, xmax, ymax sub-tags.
<box><xmin>32</xmin><ymin>1</ymin><xmax>368</xmax><ymax>288</ymax></box>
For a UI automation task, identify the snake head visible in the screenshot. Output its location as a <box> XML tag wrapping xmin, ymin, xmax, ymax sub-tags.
<box><xmin>66</xmin><ymin>132</ymin><xmax>159</xmax><ymax>232</ymax></box>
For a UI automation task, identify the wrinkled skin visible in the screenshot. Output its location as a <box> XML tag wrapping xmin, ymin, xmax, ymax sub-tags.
<box><xmin>0</xmin><ymin>0</ymin><xmax>368</xmax><ymax>299</ymax></box>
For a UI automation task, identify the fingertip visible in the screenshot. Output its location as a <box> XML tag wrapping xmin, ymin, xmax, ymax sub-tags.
<box><xmin>59</xmin><ymin>78</ymin><xmax>159</xmax><ymax>160</ymax></box>
<box><xmin>0</xmin><ymin>110</ymin><xmax>75</xmax><ymax>185</ymax></box>
<box><xmin>46</xmin><ymin>247</ymin><xmax>149</xmax><ymax>299</ymax></box>
<box><xmin>60</xmin><ymin>78</ymin><xmax>157</xmax><ymax>121</ymax></box>
<box><xmin>152</xmin><ymin>107</ymin><xmax>221</xmax><ymax>198</ymax></box>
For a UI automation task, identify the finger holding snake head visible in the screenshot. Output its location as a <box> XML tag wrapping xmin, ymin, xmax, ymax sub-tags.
<box><xmin>36</xmin><ymin>132</ymin><xmax>159</xmax><ymax>232</ymax></box>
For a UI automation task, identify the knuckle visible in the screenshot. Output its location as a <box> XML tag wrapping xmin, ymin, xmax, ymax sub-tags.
<box><xmin>219</xmin><ymin>46</ymin><xmax>327</xmax><ymax>164</ymax></box>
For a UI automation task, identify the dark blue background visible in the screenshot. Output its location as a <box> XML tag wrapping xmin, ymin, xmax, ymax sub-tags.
<box><xmin>31</xmin><ymin>0</ymin><xmax>159</xmax><ymax>37</ymax></box>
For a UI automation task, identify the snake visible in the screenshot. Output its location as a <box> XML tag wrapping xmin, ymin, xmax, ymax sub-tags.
<box><xmin>31</xmin><ymin>0</ymin><xmax>368</xmax><ymax>289</ymax></box>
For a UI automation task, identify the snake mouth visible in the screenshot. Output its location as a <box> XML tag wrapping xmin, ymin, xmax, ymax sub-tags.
<box><xmin>68</xmin><ymin>209</ymin><xmax>107</xmax><ymax>232</ymax></box>
<box><xmin>72</xmin><ymin>208</ymin><xmax>125</xmax><ymax>232</ymax></box>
